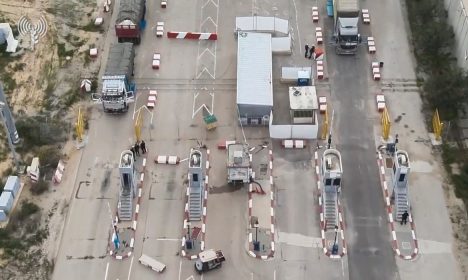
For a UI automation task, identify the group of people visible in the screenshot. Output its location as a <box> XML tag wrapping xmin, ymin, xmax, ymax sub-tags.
<box><xmin>130</xmin><ymin>140</ymin><xmax>147</xmax><ymax>159</ymax></box>
<box><xmin>304</xmin><ymin>44</ymin><xmax>316</xmax><ymax>59</ymax></box>
<box><xmin>304</xmin><ymin>44</ymin><xmax>324</xmax><ymax>60</ymax></box>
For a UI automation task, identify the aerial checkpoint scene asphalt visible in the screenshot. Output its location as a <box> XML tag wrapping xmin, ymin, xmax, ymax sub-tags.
<box><xmin>0</xmin><ymin>0</ymin><xmax>466</xmax><ymax>278</ymax></box>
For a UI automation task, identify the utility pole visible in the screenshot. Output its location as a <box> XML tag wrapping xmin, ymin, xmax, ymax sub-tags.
<box><xmin>327</xmin><ymin>109</ymin><xmax>335</xmax><ymax>149</ymax></box>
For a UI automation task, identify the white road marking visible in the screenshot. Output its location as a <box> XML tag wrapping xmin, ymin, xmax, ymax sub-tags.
<box><xmin>291</xmin><ymin>0</ymin><xmax>301</xmax><ymax>53</ymax></box>
<box><xmin>127</xmin><ymin>256</ymin><xmax>134</xmax><ymax>280</ymax></box>
<box><xmin>251</xmin><ymin>272</ymin><xmax>254</xmax><ymax>279</ymax></box>
<box><xmin>341</xmin><ymin>259</ymin><xmax>345</xmax><ymax>277</ymax></box>
<box><xmin>273</xmin><ymin>270</ymin><xmax>276</xmax><ymax>280</ymax></box>
<box><xmin>156</xmin><ymin>238</ymin><xmax>181</xmax><ymax>241</ymax></box>
<box><xmin>104</xmin><ymin>262</ymin><xmax>109</xmax><ymax>280</ymax></box>
<box><xmin>178</xmin><ymin>260</ymin><xmax>182</xmax><ymax>280</ymax></box>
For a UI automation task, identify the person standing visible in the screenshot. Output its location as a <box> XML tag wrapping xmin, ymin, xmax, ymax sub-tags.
<box><xmin>134</xmin><ymin>142</ymin><xmax>140</xmax><ymax>156</ymax></box>
<box><xmin>305</xmin><ymin>44</ymin><xmax>309</xmax><ymax>58</ymax></box>
<box><xmin>140</xmin><ymin>140</ymin><xmax>147</xmax><ymax>154</ymax></box>
<box><xmin>130</xmin><ymin>146</ymin><xmax>136</xmax><ymax>159</ymax></box>
<box><xmin>309</xmin><ymin>45</ymin><xmax>315</xmax><ymax>59</ymax></box>
<box><xmin>401</xmin><ymin>211</ymin><xmax>409</xmax><ymax>225</ymax></box>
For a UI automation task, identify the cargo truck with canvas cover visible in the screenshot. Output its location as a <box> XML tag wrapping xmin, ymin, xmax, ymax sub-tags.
<box><xmin>115</xmin><ymin>0</ymin><xmax>146</xmax><ymax>44</ymax></box>
<box><xmin>101</xmin><ymin>43</ymin><xmax>136</xmax><ymax>113</ymax></box>
<box><xmin>333</xmin><ymin>0</ymin><xmax>360</xmax><ymax>54</ymax></box>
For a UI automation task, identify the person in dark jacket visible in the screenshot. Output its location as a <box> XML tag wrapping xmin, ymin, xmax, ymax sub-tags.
<box><xmin>140</xmin><ymin>140</ymin><xmax>147</xmax><ymax>154</ymax></box>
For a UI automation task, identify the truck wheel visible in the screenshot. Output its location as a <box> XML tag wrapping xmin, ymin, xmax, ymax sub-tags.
<box><xmin>136</xmin><ymin>37</ymin><xmax>141</xmax><ymax>44</ymax></box>
<box><xmin>118</xmin><ymin>37</ymin><xmax>122</xmax><ymax>43</ymax></box>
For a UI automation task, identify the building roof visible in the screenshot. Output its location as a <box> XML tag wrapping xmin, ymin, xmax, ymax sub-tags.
<box><xmin>289</xmin><ymin>86</ymin><xmax>318</xmax><ymax>110</ymax></box>
<box><xmin>237</xmin><ymin>32</ymin><xmax>273</xmax><ymax>107</ymax></box>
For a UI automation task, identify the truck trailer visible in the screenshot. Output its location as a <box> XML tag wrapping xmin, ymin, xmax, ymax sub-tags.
<box><xmin>101</xmin><ymin>43</ymin><xmax>135</xmax><ymax>113</ymax></box>
<box><xmin>115</xmin><ymin>0</ymin><xmax>146</xmax><ymax>44</ymax></box>
<box><xmin>333</xmin><ymin>0</ymin><xmax>360</xmax><ymax>54</ymax></box>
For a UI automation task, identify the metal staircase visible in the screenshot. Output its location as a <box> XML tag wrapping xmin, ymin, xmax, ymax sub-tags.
<box><xmin>188</xmin><ymin>187</ymin><xmax>203</xmax><ymax>221</ymax></box>
<box><xmin>118</xmin><ymin>191</ymin><xmax>133</xmax><ymax>221</ymax></box>
<box><xmin>395</xmin><ymin>189</ymin><xmax>409</xmax><ymax>221</ymax></box>
<box><xmin>323</xmin><ymin>192</ymin><xmax>338</xmax><ymax>230</ymax></box>
<box><xmin>188</xmin><ymin>149</ymin><xmax>204</xmax><ymax>221</ymax></box>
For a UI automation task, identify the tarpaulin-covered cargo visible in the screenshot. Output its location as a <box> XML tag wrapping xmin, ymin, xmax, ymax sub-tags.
<box><xmin>115</xmin><ymin>0</ymin><xmax>146</xmax><ymax>43</ymax></box>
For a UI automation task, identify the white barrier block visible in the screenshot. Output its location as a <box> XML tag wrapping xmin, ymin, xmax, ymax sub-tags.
<box><xmin>392</xmin><ymin>231</ymin><xmax>397</xmax><ymax>240</ymax></box>
<box><xmin>295</xmin><ymin>140</ymin><xmax>304</xmax><ymax>148</ymax></box>
<box><xmin>249</xmin><ymin>199</ymin><xmax>252</xmax><ymax>208</ymax></box>
<box><xmin>271</xmin><ymin>242</ymin><xmax>275</xmax><ymax>252</ymax></box>
<box><xmin>157</xmin><ymin>155</ymin><xmax>167</xmax><ymax>163</ymax></box>
<box><xmin>249</xmin><ymin>251</ymin><xmax>256</xmax><ymax>257</ymax></box>
<box><xmin>203</xmin><ymin>207</ymin><xmax>207</xmax><ymax>216</ymax></box>
<box><xmin>206</xmin><ymin>161</ymin><xmax>210</xmax><ymax>169</ymax></box>
<box><xmin>283</xmin><ymin>140</ymin><xmax>294</xmax><ymax>148</ymax></box>
<box><xmin>168</xmin><ymin>156</ymin><xmax>178</xmax><ymax>164</ymax></box>
<box><xmin>202</xmin><ymin>223</ymin><xmax>206</xmax><ymax>233</ymax></box>
<box><xmin>135</xmin><ymin>204</ymin><xmax>140</xmax><ymax>213</ymax></box>
<box><xmin>133</xmin><ymin>221</ymin><xmax>137</xmax><ymax>230</ymax></box>
<box><xmin>269</xmin><ymin>161</ymin><xmax>273</xmax><ymax>170</ymax></box>
<box><xmin>270</xmin><ymin>176</ymin><xmax>273</xmax><ymax>185</ymax></box>
<box><xmin>205</xmin><ymin>175</ymin><xmax>209</xmax><ymax>185</ymax></box>
<box><xmin>271</xmin><ymin>207</ymin><xmax>274</xmax><ymax>216</ymax></box>
<box><xmin>130</xmin><ymin>238</ymin><xmax>135</xmax><ymax>248</ymax></box>
<box><xmin>140</xmin><ymin>173</ymin><xmax>144</xmax><ymax>182</ymax></box>
<box><xmin>249</xmin><ymin>232</ymin><xmax>252</xmax><ymax>242</ymax></box>
<box><xmin>201</xmin><ymin>241</ymin><xmax>205</xmax><ymax>250</ymax></box>
<box><xmin>116</xmin><ymin>255</ymin><xmax>122</xmax><ymax>260</ymax></box>
<box><xmin>271</xmin><ymin>224</ymin><xmax>275</xmax><ymax>234</ymax></box>
<box><xmin>249</xmin><ymin>184</ymin><xmax>253</xmax><ymax>192</ymax></box>
<box><xmin>138</xmin><ymin>188</ymin><xmax>142</xmax><ymax>197</ymax></box>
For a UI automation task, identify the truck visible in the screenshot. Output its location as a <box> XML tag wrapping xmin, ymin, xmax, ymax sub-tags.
<box><xmin>227</xmin><ymin>143</ymin><xmax>251</xmax><ymax>184</ymax></box>
<box><xmin>115</xmin><ymin>0</ymin><xmax>146</xmax><ymax>44</ymax></box>
<box><xmin>194</xmin><ymin>250</ymin><xmax>225</xmax><ymax>274</ymax></box>
<box><xmin>101</xmin><ymin>43</ymin><xmax>136</xmax><ymax>113</ymax></box>
<box><xmin>333</xmin><ymin>0</ymin><xmax>360</xmax><ymax>55</ymax></box>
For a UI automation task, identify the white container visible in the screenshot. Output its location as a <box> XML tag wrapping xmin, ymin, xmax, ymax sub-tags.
<box><xmin>0</xmin><ymin>192</ymin><xmax>14</xmax><ymax>214</ymax></box>
<box><xmin>0</xmin><ymin>210</ymin><xmax>7</xmax><ymax>222</ymax></box>
<box><xmin>4</xmin><ymin>176</ymin><xmax>20</xmax><ymax>198</ymax></box>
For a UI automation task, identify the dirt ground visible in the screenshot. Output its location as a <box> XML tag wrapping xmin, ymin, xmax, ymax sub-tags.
<box><xmin>0</xmin><ymin>0</ymin><xmax>110</xmax><ymax>278</ymax></box>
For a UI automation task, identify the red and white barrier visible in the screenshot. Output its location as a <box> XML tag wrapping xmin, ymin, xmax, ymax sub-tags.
<box><xmin>155</xmin><ymin>155</ymin><xmax>180</xmax><ymax>164</ymax></box>
<box><xmin>376</xmin><ymin>94</ymin><xmax>386</xmax><ymax>112</ymax></box>
<box><xmin>371</xmin><ymin>61</ymin><xmax>381</xmax><ymax>81</ymax></box>
<box><xmin>362</xmin><ymin>9</ymin><xmax>370</xmax><ymax>24</ymax></box>
<box><xmin>161</xmin><ymin>1</ymin><xmax>167</xmax><ymax>8</ymax></box>
<box><xmin>312</xmin><ymin>6</ymin><xmax>319</xmax><ymax>22</ymax></box>
<box><xmin>315</xmin><ymin>27</ymin><xmax>323</xmax><ymax>44</ymax></box>
<box><xmin>156</xmin><ymin>22</ymin><xmax>164</xmax><ymax>37</ymax></box>
<box><xmin>318</xmin><ymin>96</ymin><xmax>327</xmax><ymax>114</ymax></box>
<box><xmin>368</xmin><ymin>36</ymin><xmax>376</xmax><ymax>54</ymax></box>
<box><xmin>147</xmin><ymin>90</ymin><xmax>158</xmax><ymax>109</ymax></box>
<box><xmin>317</xmin><ymin>60</ymin><xmax>324</xmax><ymax>80</ymax></box>
<box><xmin>167</xmin><ymin>32</ymin><xmax>217</xmax><ymax>40</ymax></box>
<box><xmin>281</xmin><ymin>140</ymin><xmax>306</xmax><ymax>149</ymax></box>
<box><xmin>152</xmin><ymin>53</ymin><xmax>161</xmax><ymax>70</ymax></box>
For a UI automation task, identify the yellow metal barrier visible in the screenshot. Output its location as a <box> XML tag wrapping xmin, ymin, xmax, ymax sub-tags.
<box><xmin>321</xmin><ymin>107</ymin><xmax>329</xmax><ymax>140</ymax></box>
<box><xmin>381</xmin><ymin>107</ymin><xmax>391</xmax><ymax>140</ymax></box>
<box><xmin>134</xmin><ymin>110</ymin><xmax>143</xmax><ymax>142</ymax></box>
<box><xmin>432</xmin><ymin>109</ymin><xmax>443</xmax><ymax>141</ymax></box>
<box><xmin>75</xmin><ymin>107</ymin><xmax>84</xmax><ymax>142</ymax></box>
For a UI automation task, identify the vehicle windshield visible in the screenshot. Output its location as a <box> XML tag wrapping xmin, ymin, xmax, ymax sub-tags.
<box><xmin>102</xmin><ymin>93</ymin><xmax>124</xmax><ymax>101</ymax></box>
<box><xmin>339</xmin><ymin>35</ymin><xmax>358</xmax><ymax>43</ymax></box>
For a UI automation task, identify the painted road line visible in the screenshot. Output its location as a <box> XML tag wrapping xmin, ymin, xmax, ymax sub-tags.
<box><xmin>127</xmin><ymin>256</ymin><xmax>134</xmax><ymax>280</ymax></box>
<box><xmin>104</xmin><ymin>262</ymin><xmax>109</xmax><ymax>280</ymax></box>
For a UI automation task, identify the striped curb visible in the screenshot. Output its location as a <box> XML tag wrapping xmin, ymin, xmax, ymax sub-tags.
<box><xmin>248</xmin><ymin>149</ymin><xmax>275</xmax><ymax>259</ymax></box>
<box><xmin>376</xmin><ymin>152</ymin><xmax>418</xmax><ymax>260</ymax></box>
<box><xmin>315</xmin><ymin>151</ymin><xmax>347</xmax><ymax>258</ymax></box>
<box><xmin>181</xmin><ymin>150</ymin><xmax>210</xmax><ymax>259</ymax></box>
<box><xmin>110</xmin><ymin>156</ymin><xmax>147</xmax><ymax>259</ymax></box>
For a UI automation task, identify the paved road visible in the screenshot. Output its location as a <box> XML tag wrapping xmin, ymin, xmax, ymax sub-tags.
<box><xmin>324</xmin><ymin>37</ymin><xmax>399</xmax><ymax>280</ymax></box>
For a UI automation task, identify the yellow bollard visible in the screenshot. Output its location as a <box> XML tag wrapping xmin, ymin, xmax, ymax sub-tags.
<box><xmin>381</xmin><ymin>107</ymin><xmax>391</xmax><ymax>140</ymax></box>
<box><xmin>75</xmin><ymin>107</ymin><xmax>84</xmax><ymax>142</ymax></box>
<box><xmin>321</xmin><ymin>107</ymin><xmax>329</xmax><ymax>140</ymax></box>
<box><xmin>134</xmin><ymin>110</ymin><xmax>143</xmax><ymax>142</ymax></box>
<box><xmin>432</xmin><ymin>109</ymin><xmax>443</xmax><ymax>141</ymax></box>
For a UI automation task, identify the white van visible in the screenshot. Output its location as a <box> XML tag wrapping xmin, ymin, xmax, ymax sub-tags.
<box><xmin>138</xmin><ymin>254</ymin><xmax>166</xmax><ymax>273</ymax></box>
